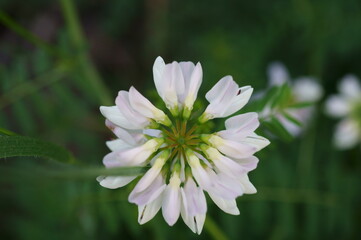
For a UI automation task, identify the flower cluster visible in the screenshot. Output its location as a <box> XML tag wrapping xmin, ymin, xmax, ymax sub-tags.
<box><xmin>98</xmin><ymin>57</ymin><xmax>269</xmax><ymax>234</ymax></box>
<box><xmin>261</xmin><ymin>62</ymin><xmax>323</xmax><ymax>136</ymax></box>
<box><xmin>325</xmin><ymin>75</ymin><xmax>361</xmax><ymax>149</ymax></box>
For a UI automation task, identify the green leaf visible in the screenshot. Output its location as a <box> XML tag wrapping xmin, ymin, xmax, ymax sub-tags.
<box><xmin>270</xmin><ymin>83</ymin><xmax>292</xmax><ymax>109</ymax></box>
<box><xmin>282</xmin><ymin>111</ymin><xmax>303</xmax><ymax>127</ymax></box>
<box><xmin>263</xmin><ymin>117</ymin><xmax>293</xmax><ymax>142</ymax></box>
<box><xmin>0</xmin><ymin>128</ymin><xmax>17</xmax><ymax>136</ymax></box>
<box><xmin>288</xmin><ymin>101</ymin><xmax>314</xmax><ymax>109</ymax></box>
<box><xmin>0</xmin><ymin>135</ymin><xmax>74</xmax><ymax>163</ymax></box>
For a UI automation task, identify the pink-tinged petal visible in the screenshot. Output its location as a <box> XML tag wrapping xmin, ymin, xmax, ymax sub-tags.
<box><xmin>183</xmin><ymin>178</ymin><xmax>207</xmax><ymax>216</ymax></box>
<box><xmin>96</xmin><ymin>175</ymin><xmax>136</xmax><ymax>189</ymax></box>
<box><xmin>207</xmin><ymin>135</ymin><xmax>257</xmax><ymax>159</ymax></box>
<box><xmin>153</xmin><ymin>56</ymin><xmax>166</xmax><ymax>98</ymax></box>
<box><xmin>138</xmin><ymin>193</ymin><xmax>163</xmax><ymax>225</ymax></box>
<box><xmin>116</xmin><ymin>91</ymin><xmax>149</xmax><ymax>127</ymax></box>
<box><xmin>325</xmin><ymin>95</ymin><xmax>350</xmax><ymax>118</ymax></box>
<box><xmin>100</xmin><ymin>106</ymin><xmax>141</xmax><ymax>130</ymax></box>
<box><xmin>129</xmin><ymin>174</ymin><xmax>166</xmax><ymax>205</ymax></box>
<box><xmin>213</xmin><ymin>154</ymin><xmax>248</xmax><ymax>178</ymax></box>
<box><xmin>131</xmin><ymin>155</ymin><xmax>166</xmax><ymax>193</ymax></box>
<box><xmin>103</xmin><ymin>139</ymin><xmax>162</xmax><ymax>168</ymax></box>
<box><xmin>334</xmin><ymin>118</ymin><xmax>360</xmax><ymax>150</ymax></box>
<box><xmin>105</xmin><ymin>120</ymin><xmax>145</xmax><ymax>145</ymax></box>
<box><xmin>211</xmin><ymin>172</ymin><xmax>243</xmax><ymax>199</ymax></box>
<box><xmin>128</xmin><ymin>86</ymin><xmax>168</xmax><ymax>124</ymax></box>
<box><xmin>180</xmin><ymin>187</ymin><xmax>206</xmax><ymax>235</ymax></box>
<box><xmin>162</xmin><ymin>174</ymin><xmax>181</xmax><ymax>226</ymax></box>
<box><xmin>208</xmin><ymin>193</ymin><xmax>240</xmax><ymax>215</ymax></box>
<box><xmin>338</xmin><ymin>74</ymin><xmax>361</xmax><ymax>99</ymax></box>
<box><xmin>129</xmin><ymin>86</ymin><xmax>158</xmax><ymax>118</ymax></box>
<box><xmin>267</xmin><ymin>61</ymin><xmax>289</xmax><ymax>86</ymax></box>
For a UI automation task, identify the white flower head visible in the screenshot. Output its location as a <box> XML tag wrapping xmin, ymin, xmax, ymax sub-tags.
<box><xmin>98</xmin><ymin>56</ymin><xmax>269</xmax><ymax>234</ymax></box>
<box><xmin>261</xmin><ymin>62</ymin><xmax>324</xmax><ymax>136</ymax></box>
<box><xmin>325</xmin><ymin>74</ymin><xmax>361</xmax><ymax>149</ymax></box>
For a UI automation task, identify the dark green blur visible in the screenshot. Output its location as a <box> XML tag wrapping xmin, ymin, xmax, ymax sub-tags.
<box><xmin>0</xmin><ymin>0</ymin><xmax>360</xmax><ymax>239</ymax></box>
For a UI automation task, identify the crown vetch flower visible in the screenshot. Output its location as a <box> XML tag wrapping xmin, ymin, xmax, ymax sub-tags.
<box><xmin>98</xmin><ymin>56</ymin><xmax>270</xmax><ymax>234</ymax></box>
<box><xmin>325</xmin><ymin>75</ymin><xmax>361</xmax><ymax>149</ymax></box>
<box><xmin>261</xmin><ymin>62</ymin><xmax>323</xmax><ymax>136</ymax></box>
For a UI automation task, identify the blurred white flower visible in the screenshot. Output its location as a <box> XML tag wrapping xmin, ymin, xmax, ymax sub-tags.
<box><xmin>262</xmin><ymin>61</ymin><xmax>323</xmax><ymax>136</ymax></box>
<box><xmin>325</xmin><ymin>75</ymin><xmax>361</xmax><ymax>149</ymax></box>
<box><xmin>98</xmin><ymin>56</ymin><xmax>269</xmax><ymax>234</ymax></box>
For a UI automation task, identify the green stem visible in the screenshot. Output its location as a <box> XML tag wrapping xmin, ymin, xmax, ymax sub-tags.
<box><xmin>204</xmin><ymin>216</ymin><xmax>229</xmax><ymax>240</ymax></box>
<box><xmin>59</xmin><ymin>0</ymin><xmax>112</xmax><ymax>105</ymax></box>
<box><xmin>0</xmin><ymin>10</ymin><xmax>62</xmax><ymax>57</ymax></box>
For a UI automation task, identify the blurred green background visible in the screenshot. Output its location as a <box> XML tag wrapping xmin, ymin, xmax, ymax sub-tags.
<box><xmin>1</xmin><ymin>0</ymin><xmax>361</xmax><ymax>239</ymax></box>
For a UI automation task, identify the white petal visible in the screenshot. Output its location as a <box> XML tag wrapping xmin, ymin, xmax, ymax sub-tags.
<box><xmin>138</xmin><ymin>193</ymin><xmax>163</xmax><ymax>224</ymax></box>
<box><xmin>100</xmin><ymin>106</ymin><xmax>141</xmax><ymax>129</ymax></box>
<box><xmin>129</xmin><ymin>175</ymin><xmax>166</xmax><ymax>205</ymax></box>
<box><xmin>128</xmin><ymin>86</ymin><xmax>167</xmax><ymax>123</ymax></box>
<box><xmin>183</xmin><ymin>62</ymin><xmax>203</xmax><ymax>109</ymax></box>
<box><xmin>103</xmin><ymin>139</ymin><xmax>162</xmax><ymax>167</ymax></box>
<box><xmin>208</xmin><ymin>135</ymin><xmax>257</xmax><ymax>159</ymax></box>
<box><xmin>180</xmin><ymin>185</ymin><xmax>206</xmax><ymax>235</ymax></box>
<box><xmin>208</xmin><ymin>193</ymin><xmax>240</xmax><ymax>215</ymax></box>
<box><xmin>233</xmin><ymin>156</ymin><xmax>259</xmax><ymax>172</ymax></box>
<box><xmin>338</xmin><ymin>74</ymin><xmax>361</xmax><ymax>99</ymax></box>
<box><xmin>162</xmin><ymin>175</ymin><xmax>181</xmax><ymax>226</ymax></box>
<box><xmin>222</xmin><ymin>86</ymin><xmax>253</xmax><ymax>117</ymax></box>
<box><xmin>293</xmin><ymin>77</ymin><xmax>323</xmax><ymax>102</ymax></box>
<box><xmin>162</xmin><ymin>62</ymin><xmax>184</xmax><ymax>108</ymax></box>
<box><xmin>334</xmin><ymin>118</ymin><xmax>360</xmax><ymax>149</ymax></box>
<box><xmin>213</xmin><ymin>154</ymin><xmax>248</xmax><ymax>178</ymax></box>
<box><xmin>153</xmin><ymin>56</ymin><xmax>166</xmax><ymax>99</ymax></box>
<box><xmin>205</xmin><ymin>76</ymin><xmax>238</xmax><ymax>102</ymax></box>
<box><xmin>240</xmin><ymin>133</ymin><xmax>270</xmax><ymax>152</ymax></box>
<box><xmin>218</xmin><ymin>113</ymin><xmax>260</xmax><ymax>141</ymax></box>
<box><xmin>143</xmin><ymin>129</ymin><xmax>162</xmax><ymax>138</ymax></box>
<box><xmin>224</xmin><ymin>112</ymin><xmax>259</xmax><ymax>131</ymax></box>
<box><xmin>97</xmin><ymin>175</ymin><xmax>136</xmax><ymax>189</ymax></box>
<box><xmin>267</xmin><ymin>61</ymin><xmax>289</xmax><ymax>86</ymax></box>
<box><xmin>131</xmin><ymin>156</ymin><xmax>166</xmax><ymax>193</ymax></box>
<box><xmin>239</xmin><ymin>174</ymin><xmax>257</xmax><ymax>194</ymax></box>
<box><xmin>183</xmin><ymin>178</ymin><xmax>207</xmax><ymax>215</ymax></box>
<box><xmin>325</xmin><ymin>95</ymin><xmax>350</xmax><ymax>117</ymax></box>
<box><xmin>105</xmin><ymin>139</ymin><xmax>133</xmax><ymax>151</ymax></box>
<box><xmin>116</xmin><ymin>91</ymin><xmax>149</xmax><ymax>127</ymax></box>
<box><xmin>204</xmin><ymin>76</ymin><xmax>239</xmax><ymax>116</ymax></box>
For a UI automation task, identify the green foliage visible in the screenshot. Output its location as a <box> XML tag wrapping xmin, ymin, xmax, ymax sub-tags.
<box><xmin>0</xmin><ymin>0</ymin><xmax>361</xmax><ymax>239</ymax></box>
<box><xmin>0</xmin><ymin>135</ymin><xmax>74</xmax><ymax>163</ymax></box>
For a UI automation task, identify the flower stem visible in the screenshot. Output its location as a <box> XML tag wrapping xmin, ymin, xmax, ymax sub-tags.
<box><xmin>204</xmin><ymin>216</ymin><xmax>229</xmax><ymax>240</ymax></box>
<box><xmin>59</xmin><ymin>0</ymin><xmax>112</xmax><ymax>106</ymax></box>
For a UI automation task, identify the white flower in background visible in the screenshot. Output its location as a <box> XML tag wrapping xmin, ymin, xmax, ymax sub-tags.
<box><xmin>98</xmin><ymin>56</ymin><xmax>270</xmax><ymax>234</ymax></box>
<box><xmin>325</xmin><ymin>75</ymin><xmax>361</xmax><ymax>149</ymax></box>
<box><xmin>261</xmin><ymin>61</ymin><xmax>323</xmax><ymax>136</ymax></box>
